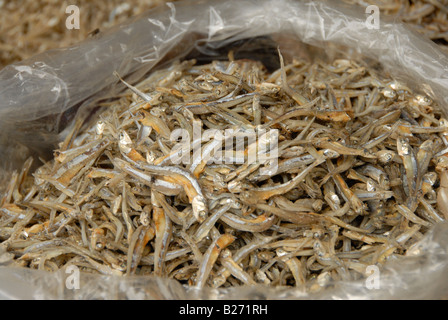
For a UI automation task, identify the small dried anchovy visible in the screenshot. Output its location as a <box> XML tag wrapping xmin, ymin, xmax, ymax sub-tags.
<box><xmin>1</xmin><ymin>51</ymin><xmax>447</xmax><ymax>291</ymax></box>
<box><xmin>344</xmin><ymin>0</ymin><xmax>448</xmax><ymax>54</ymax></box>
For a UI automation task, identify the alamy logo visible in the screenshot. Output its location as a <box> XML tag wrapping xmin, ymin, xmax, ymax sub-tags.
<box><xmin>66</xmin><ymin>5</ymin><xmax>80</xmax><ymax>30</ymax></box>
<box><xmin>365</xmin><ymin>265</ymin><xmax>380</xmax><ymax>290</ymax></box>
<box><xmin>65</xmin><ymin>265</ymin><xmax>80</xmax><ymax>290</ymax></box>
<box><xmin>365</xmin><ymin>5</ymin><xmax>380</xmax><ymax>30</ymax></box>
<box><xmin>168</xmin><ymin>125</ymin><xmax>279</xmax><ymax>176</ymax></box>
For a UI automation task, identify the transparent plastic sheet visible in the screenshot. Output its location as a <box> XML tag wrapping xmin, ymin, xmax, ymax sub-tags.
<box><xmin>0</xmin><ymin>0</ymin><xmax>448</xmax><ymax>299</ymax></box>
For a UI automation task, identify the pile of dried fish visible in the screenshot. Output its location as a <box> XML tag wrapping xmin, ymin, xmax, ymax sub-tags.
<box><xmin>343</xmin><ymin>0</ymin><xmax>448</xmax><ymax>53</ymax></box>
<box><xmin>1</xmin><ymin>51</ymin><xmax>447</xmax><ymax>291</ymax></box>
<box><xmin>0</xmin><ymin>0</ymin><xmax>172</xmax><ymax>69</ymax></box>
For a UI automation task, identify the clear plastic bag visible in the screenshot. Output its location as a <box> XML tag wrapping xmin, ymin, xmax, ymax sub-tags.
<box><xmin>1</xmin><ymin>0</ymin><xmax>448</xmax><ymax>299</ymax></box>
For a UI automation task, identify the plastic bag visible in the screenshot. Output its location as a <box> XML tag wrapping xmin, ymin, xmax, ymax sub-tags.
<box><xmin>1</xmin><ymin>0</ymin><xmax>448</xmax><ymax>299</ymax></box>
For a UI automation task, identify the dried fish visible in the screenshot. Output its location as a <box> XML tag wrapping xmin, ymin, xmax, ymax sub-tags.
<box><xmin>1</xmin><ymin>52</ymin><xmax>445</xmax><ymax>291</ymax></box>
<box><xmin>343</xmin><ymin>0</ymin><xmax>448</xmax><ymax>54</ymax></box>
